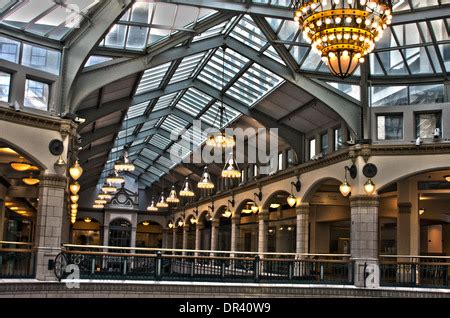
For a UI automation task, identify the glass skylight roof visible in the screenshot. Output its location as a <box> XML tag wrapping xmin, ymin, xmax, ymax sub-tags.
<box><xmin>135</xmin><ymin>62</ymin><xmax>171</xmax><ymax>95</ymax></box>
<box><xmin>0</xmin><ymin>0</ymin><xmax>100</xmax><ymax>40</ymax></box>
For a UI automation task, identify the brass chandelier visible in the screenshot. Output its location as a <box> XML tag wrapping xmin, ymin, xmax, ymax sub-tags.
<box><xmin>293</xmin><ymin>0</ymin><xmax>393</xmax><ymax>78</ymax></box>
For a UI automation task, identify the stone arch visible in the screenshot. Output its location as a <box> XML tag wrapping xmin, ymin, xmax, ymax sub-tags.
<box><xmin>0</xmin><ymin>138</ymin><xmax>46</xmax><ymax>170</ymax></box>
<box><xmin>262</xmin><ymin>190</ymin><xmax>291</xmax><ymax>210</ymax></box>
<box><xmin>109</xmin><ymin>216</ymin><xmax>132</xmax><ymax>225</ymax></box>
<box><xmin>213</xmin><ymin>205</ymin><xmax>227</xmax><ymax>221</ymax></box>
<box><xmin>302</xmin><ymin>177</ymin><xmax>343</xmax><ymax>204</ymax></box>
<box><xmin>235</xmin><ymin>198</ymin><xmax>256</xmax><ymax>219</ymax></box>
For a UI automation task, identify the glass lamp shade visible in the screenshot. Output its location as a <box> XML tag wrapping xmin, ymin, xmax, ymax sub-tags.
<box><xmin>190</xmin><ymin>217</ymin><xmax>198</xmax><ymax>225</ymax></box>
<box><xmin>114</xmin><ymin>151</ymin><xmax>135</xmax><ymax>172</ymax></box>
<box><xmin>95</xmin><ymin>199</ymin><xmax>107</xmax><ymax>205</ymax></box>
<box><xmin>71</xmin><ymin>203</ymin><xmax>78</xmax><ymax>210</ymax></box>
<box><xmin>54</xmin><ymin>156</ymin><xmax>67</xmax><ymax>175</ymax></box>
<box><xmin>364</xmin><ymin>178</ymin><xmax>376</xmax><ymax>195</ymax></box>
<box><xmin>198</xmin><ymin>166</ymin><xmax>215</xmax><ymax>189</ymax></box>
<box><xmin>10</xmin><ymin>157</ymin><xmax>31</xmax><ymax>171</ymax></box>
<box><xmin>180</xmin><ymin>178</ymin><xmax>195</xmax><ymax>197</ymax></box>
<box><xmin>147</xmin><ymin>200</ymin><xmax>159</xmax><ymax>212</ymax></box>
<box><xmin>71</xmin><ymin>218</ymin><xmax>77</xmax><ymax>224</ymax></box>
<box><xmin>419</xmin><ymin>208</ymin><xmax>425</xmax><ymax>216</ymax></box>
<box><xmin>69</xmin><ymin>160</ymin><xmax>83</xmax><ymax>181</ymax></box>
<box><xmin>287</xmin><ymin>194</ymin><xmax>297</xmax><ymax>208</ymax></box>
<box><xmin>142</xmin><ymin>221</ymin><xmax>150</xmax><ymax>226</ymax></box>
<box><xmin>106</xmin><ymin>172</ymin><xmax>125</xmax><ymax>185</ymax></box>
<box><xmin>93</xmin><ymin>204</ymin><xmax>104</xmax><ymax>209</ymax></box>
<box><xmin>167</xmin><ymin>186</ymin><xmax>180</xmax><ymax>203</ymax></box>
<box><xmin>206</xmin><ymin>131</ymin><xmax>236</xmax><ymax>148</ymax></box>
<box><xmin>177</xmin><ymin>219</ymin><xmax>184</xmax><ymax>227</ymax></box>
<box><xmin>156</xmin><ymin>193</ymin><xmax>169</xmax><ymax>208</ymax></box>
<box><xmin>339</xmin><ymin>179</ymin><xmax>352</xmax><ymax>197</ymax></box>
<box><xmin>445</xmin><ymin>176</ymin><xmax>450</xmax><ymax>182</ymax></box>
<box><xmin>84</xmin><ymin>217</ymin><xmax>92</xmax><ymax>223</ymax></box>
<box><xmin>251</xmin><ymin>205</ymin><xmax>259</xmax><ymax>213</ymax></box>
<box><xmin>168</xmin><ymin>222</ymin><xmax>174</xmax><ymax>229</ymax></box>
<box><xmin>222</xmin><ymin>153</ymin><xmax>241</xmax><ymax>179</ymax></box>
<box><xmin>69</xmin><ymin>182</ymin><xmax>81</xmax><ymax>195</ymax></box>
<box><xmin>22</xmin><ymin>175</ymin><xmax>40</xmax><ymax>186</ymax></box>
<box><xmin>222</xmin><ymin>208</ymin><xmax>232</xmax><ymax>218</ymax></box>
<box><xmin>70</xmin><ymin>195</ymin><xmax>79</xmax><ymax>203</ymax></box>
<box><xmin>101</xmin><ymin>183</ymin><xmax>117</xmax><ymax>193</ymax></box>
<box><xmin>293</xmin><ymin>0</ymin><xmax>393</xmax><ymax>79</ymax></box>
<box><xmin>98</xmin><ymin>193</ymin><xmax>113</xmax><ymax>201</ymax></box>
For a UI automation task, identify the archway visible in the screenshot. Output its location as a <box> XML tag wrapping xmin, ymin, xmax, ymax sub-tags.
<box><xmin>185</xmin><ymin>215</ymin><xmax>196</xmax><ymax>251</ymax></box>
<box><xmin>304</xmin><ymin>179</ymin><xmax>351</xmax><ymax>254</ymax></box>
<box><xmin>108</xmin><ymin>219</ymin><xmax>132</xmax><ymax>247</ymax></box>
<box><xmin>263</xmin><ymin>191</ymin><xmax>296</xmax><ymax>254</ymax></box>
<box><xmin>199</xmin><ymin>211</ymin><xmax>212</xmax><ymax>251</ymax></box>
<box><xmin>236</xmin><ymin>199</ymin><xmax>258</xmax><ymax>253</ymax></box>
<box><xmin>72</xmin><ymin>217</ymin><xmax>101</xmax><ymax>245</ymax></box>
<box><xmin>136</xmin><ymin>220</ymin><xmax>162</xmax><ymax>248</ymax></box>
<box><xmin>175</xmin><ymin>218</ymin><xmax>184</xmax><ymax>250</ymax></box>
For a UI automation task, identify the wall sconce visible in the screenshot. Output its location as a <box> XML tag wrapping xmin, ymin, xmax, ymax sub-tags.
<box><xmin>340</xmin><ymin>164</ymin><xmax>357</xmax><ymax>197</ymax></box>
<box><xmin>363</xmin><ymin>163</ymin><xmax>378</xmax><ymax>195</ymax></box>
<box><xmin>419</xmin><ymin>208</ymin><xmax>425</xmax><ymax>216</ymax></box>
<box><xmin>177</xmin><ymin>219</ymin><xmax>185</xmax><ymax>227</ymax></box>
<box><xmin>168</xmin><ymin>221</ymin><xmax>174</xmax><ymax>229</ymax></box>
<box><xmin>444</xmin><ymin>175</ymin><xmax>450</xmax><ymax>183</ymax></box>
<box><xmin>287</xmin><ymin>177</ymin><xmax>301</xmax><ymax>208</ymax></box>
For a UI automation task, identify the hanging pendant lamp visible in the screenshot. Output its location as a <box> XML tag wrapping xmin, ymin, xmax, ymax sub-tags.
<box><xmin>198</xmin><ymin>166</ymin><xmax>215</xmax><ymax>189</ymax></box>
<box><xmin>167</xmin><ymin>186</ymin><xmax>180</xmax><ymax>203</ymax></box>
<box><xmin>222</xmin><ymin>153</ymin><xmax>241</xmax><ymax>179</ymax></box>
<box><xmin>180</xmin><ymin>177</ymin><xmax>195</xmax><ymax>197</ymax></box>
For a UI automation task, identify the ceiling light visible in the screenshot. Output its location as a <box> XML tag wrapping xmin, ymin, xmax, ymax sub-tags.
<box><xmin>178</xmin><ymin>219</ymin><xmax>184</xmax><ymax>227</ymax></box>
<box><xmin>93</xmin><ymin>204</ymin><xmax>104</xmax><ymax>209</ymax></box>
<box><xmin>84</xmin><ymin>217</ymin><xmax>92</xmax><ymax>223</ymax></box>
<box><xmin>9</xmin><ymin>207</ymin><xmax>19</xmax><ymax>211</ymax></box>
<box><xmin>69</xmin><ymin>160</ymin><xmax>83</xmax><ymax>181</ymax></box>
<box><xmin>70</xmin><ymin>194</ymin><xmax>79</xmax><ymax>203</ymax></box>
<box><xmin>270</xmin><ymin>203</ymin><xmax>281</xmax><ymax>209</ymax></box>
<box><xmin>98</xmin><ymin>193</ymin><xmax>112</xmax><ymax>201</ymax></box>
<box><xmin>340</xmin><ymin>166</ymin><xmax>352</xmax><ymax>197</ymax></box>
<box><xmin>251</xmin><ymin>204</ymin><xmax>259</xmax><ymax>214</ymax></box>
<box><xmin>95</xmin><ymin>199</ymin><xmax>107</xmax><ymax>205</ymax></box>
<box><xmin>198</xmin><ymin>166</ymin><xmax>215</xmax><ymax>189</ymax></box>
<box><xmin>168</xmin><ymin>221</ymin><xmax>174</xmax><ymax>229</ymax></box>
<box><xmin>222</xmin><ymin>153</ymin><xmax>241</xmax><ymax>179</ymax></box>
<box><xmin>71</xmin><ymin>204</ymin><xmax>79</xmax><ymax>210</ymax></box>
<box><xmin>444</xmin><ymin>175</ymin><xmax>450</xmax><ymax>182</ymax></box>
<box><xmin>142</xmin><ymin>221</ymin><xmax>150</xmax><ymax>226</ymax></box>
<box><xmin>101</xmin><ymin>182</ymin><xmax>117</xmax><ymax>193</ymax></box>
<box><xmin>167</xmin><ymin>186</ymin><xmax>180</xmax><ymax>203</ymax></box>
<box><xmin>293</xmin><ymin>0</ymin><xmax>392</xmax><ymax>78</ymax></box>
<box><xmin>106</xmin><ymin>172</ymin><xmax>125</xmax><ymax>185</ymax></box>
<box><xmin>190</xmin><ymin>217</ymin><xmax>198</xmax><ymax>225</ymax></box>
<box><xmin>22</xmin><ymin>175</ymin><xmax>40</xmax><ymax>186</ymax></box>
<box><xmin>222</xmin><ymin>207</ymin><xmax>232</xmax><ymax>218</ymax></box>
<box><xmin>180</xmin><ymin>177</ymin><xmax>195</xmax><ymax>197</ymax></box>
<box><xmin>10</xmin><ymin>156</ymin><xmax>31</xmax><ymax>172</ymax></box>
<box><xmin>54</xmin><ymin>156</ymin><xmax>66</xmax><ymax>175</ymax></box>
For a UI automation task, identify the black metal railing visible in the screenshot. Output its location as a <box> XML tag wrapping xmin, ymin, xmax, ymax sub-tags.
<box><xmin>57</xmin><ymin>248</ymin><xmax>354</xmax><ymax>285</ymax></box>
<box><xmin>380</xmin><ymin>257</ymin><xmax>450</xmax><ymax>288</ymax></box>
<box><xmin>0</xmin><ymin>241</ymin><xmax>35</xmax><ymax>278</ymax></box>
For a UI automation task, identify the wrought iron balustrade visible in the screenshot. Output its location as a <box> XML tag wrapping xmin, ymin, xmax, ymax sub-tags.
<box><xmin>0</xmin><ymin>241</ymin><xmax>34</xmax><ymax>278</ymax></box>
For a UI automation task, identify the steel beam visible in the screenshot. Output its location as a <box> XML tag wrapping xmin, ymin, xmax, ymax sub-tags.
<box><xmin>80</xmin><ymin>123</ymin><xmax>122</xmax><ymax>147</ymax></box>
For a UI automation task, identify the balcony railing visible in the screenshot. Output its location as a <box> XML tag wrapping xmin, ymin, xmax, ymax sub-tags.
<box><xmin>0</xmin><ymin>241</ymin><xmax>35</xmax><ymax>278</ymax></box>
<box><xmin>380</xmin><ymin>255</ymin><xmax>450</xmax><ymax>288</ymax></box>
<box><xmin>58</xmin><ymin>245</ymin><xmax>353</xmax><ymax>285</ymax></box>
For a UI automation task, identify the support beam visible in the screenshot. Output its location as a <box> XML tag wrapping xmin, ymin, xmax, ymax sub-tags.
<box><xmin>80</xmin><ymin>123</ymin><xmax>122</xmax><ymax>147</ymax></box>
<box><xmin>71</xmin><ymin>14</ymin><xmax>234</xmax><ymax>110</ymax></box>
<box><xmin>79</xmin><ymin>142</ymin><xmax>115</xmax><ymax>163</ymax></box>
<box><xmin>77</xmin><ymin>97</ymin><xmax>131</xmax><ymax>127</ymax></box>
<box><xmin>63</xmin><ymin>0</ymin><xmax>133</xmax><ymax>113</ymax></box>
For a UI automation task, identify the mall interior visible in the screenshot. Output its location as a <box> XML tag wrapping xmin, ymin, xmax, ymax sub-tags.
<box><xmin>1</xmin><ymin>0</ymin><xmax>450</xmax><ymax>298</ymax></box>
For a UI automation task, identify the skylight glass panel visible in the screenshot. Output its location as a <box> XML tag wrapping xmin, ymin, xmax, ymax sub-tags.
<box><xmin>134</xmin><ymin>159</ymin><xmax>148</xmax><ymax>169</ymax></box>
<box><xmin>141</xmin><ymin>148</ymin><xmax>159</xmax><ymax>161</ymax></box>
<box><xmin>230</xmin><ymin>16</ymin><xmax>268</xmax><ymax>51</ymax></box>
<box><xmin>192</xmin><ymin>17</ymin><xmax>236</xmax><ymax>42</ymax></box>
<box><xmin>169</xmin><ymin>52</ymin><xmax>208</xmax><ymax>84</ymax></box>
<box><xmin>263</xmin><ymin>45</ymin><xmax>286</xmax><ymax>65</ymax></box>
<box><xmin>149</xmin><ymin>166</ymin><xmax>165</xmax><ymax>177</ymax></box>
<box><xmin>157</xmin><ymin>156</ymin><xmax>174</xmax><ymax>169</ymax></box>
<box><xmin>201</xmin><ymin>102</ymin><xmax>240</xmax><ymax>129</ymax></box>
<box><xmin>135</xmin><ymin>62</ymin><xmax>171</xmax><ymax>95</ymax></box>
<box><xmin>327</xmin><ymin>82</ymin><xmax>361</xmax><ymax>101</ymax></box>
<box><xmin>131</xmin><ymin>138</ymin><xmax>145</xmax><ymax>147</ymax></box>
<box><xmin>127</xmin><ymin>101</ymin><xmax>149</xmax><ymax>119</ymax></box>
<box><xmin>118</xmin><ymin>127</ymin><xmax>135</xmax><ymax>140</ymax></box>
<box><xmin>150</xmin><ymin>134</ymin><xmax>171</xmax><ymax>150</ymax></box>
<box><xmin>169</xmin><ymin>143</ymin><xmax>191</xmax><ymax>161</ymax></box>
<box><xmin>153</xmin><ymin>92</ymin><xmax>178</xmax><ymax>111</ymax></box>
<box><xmin>175</xmin><ymin>88</ymin><xmax>212</xmax><ymax>117</ymax></box>
<box><xmin>160</xmin><ymin>115</ymin><xmax>189</xmax><ymax>134</ymax></box>
<box><xmin>85</xmin><ymin>55</ymin><xmax>113</xmax><ymax>67</ymax></box>
<box><xmin>140</xmin><ymin>119</ymin><xmax>159</xmax><ymax>132</ymax></box>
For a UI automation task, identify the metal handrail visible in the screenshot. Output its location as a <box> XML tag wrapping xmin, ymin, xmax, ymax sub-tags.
<box><xmin>380</xmin><ymin>255</ymin><xmax>450</xmax><ymax>260</ymax></box>
<box><xmin>0</xmin><ymin>241</ymin><xmax>33</xmax><ymax>246</ymax></box>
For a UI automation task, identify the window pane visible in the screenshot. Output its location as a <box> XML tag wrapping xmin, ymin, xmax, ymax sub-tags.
<box><xmin>24</xmin><ymin>79</ymin><xmax>49</xmax><ymax>111</ymax></box>
<box><xmin>278</xmin><ymin>153</ymin><xmax>283</xmax><ymax>171</ymax></box>
<box><xmin>0</xmin><ymin>36</ymin><xmax>20</xmax><ymax>63</ymax></box>
<box><xmin>321</xmin><ymin>133</ymin><xmax>328</xmax><ymax>154</ymax></box>
<box><xmin>377</xmin><ymin>115</ymin><xmax>403</xmax><ymax>140</ymax></box>
<box><xmin>415</xmin><ymin>112</ymin><xmax>442</xmax><ymax>139</ymax></box>
<box><xmin>309</xmin><ymin>139</ymin><xmax>316</xmax><ymax>159</ymax></box>
<box><xmin>0</xmin><ymin>71</ymin><xmax>11</xmax><ymax>102</ymax></box>
<box><xmin>410</xmin><ymin>84</ymin><xmax>445</xmax><ymax>105</ymax></box>
<box><xmin>371</xmin><ymin>86</ymin><xmax>408</xmax><ymax>107</ymax></box>
<box><xmin>334</xmin><ymin>128</ymin><xmax>343</xmax><ymax>151</ymax></box>
<box><xmin>21</xmin><ymin>43</ymin><xmax>61</xmax><ymax>75</ymax></box>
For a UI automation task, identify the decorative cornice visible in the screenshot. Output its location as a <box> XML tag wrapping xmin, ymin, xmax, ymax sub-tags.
<box><xmin>398</xmin><ymin>202</ymin><xmax>412</xmax><ymax>214</ymax></box>
<box><xmin>40</xmin><ymin>174</ymin><xmax>69</xmax><ymax>189</ymax></box>
<box><xmin>350</xmin><ymin>195</ymin><xmax>380</xmax><ymax>208</ymax></box>
<box><xmin>0</xmin><ymin>105</ymin><xmax>77</xmax><ymax>136</ymax></box>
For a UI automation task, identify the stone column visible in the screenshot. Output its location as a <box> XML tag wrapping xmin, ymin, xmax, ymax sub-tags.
<box><xmin>350</xmin><ymin>196</ymin><xmax>380</xmax><ymax>288</ymax></box>
<box><xmin>130</xmin><ymin>225</ymin><xmax>137</xmax><ymax>248</ymax></box>
<box><xmin>230</xmin><ymin>216</ymin><xmax>239</xmax><ymax>257</ymax></box>
<box><xmin>397</xmin><ymin>202</ymin><xmax>412</xmax><ymax>255</ymax></box>
<box><xmin>102</xmin><ymin>225</ymin><xmax>109</xmax><ymax>246</ymax></box>
<box><xmin>296</xmin><ymin>204</ymin><xmax>309</xmax><ymax>255</ymax></box>
<box><xmin>172</xmin><ymin>229</ymin><xmax>177</xmax><ymax>251</ymax></box>
<box><xmin>0</xmin><ymin>199</ymin><xmax>5</xmax><ymax>241</ymax></box>
<box><xmin>34</xmin><ymin>174</ymin><xmax>68</xmax><ymax>281</ymax></box>
<box><xmin>162</xmin><ymin>229</ymin><xmax>169</xmax><ymax>249</ymax></box>
<box><xmin>210</xmin><ymin>219</ymin><xmax>219</xmax><ymax>255</ymax></box>
<box><xmin>182</xmin><ymin>226</ymin><xmax>189</xmax><ymax>255</ymax></box>
<box><xmin>258</xmin><ymin>210</ymin><xmax>269</xmax><ymax>255</ymax></box>
<box><xmin>195</xmin><ymin>223</ymin><xmax>203</xmax><ymax>256</ymax></box>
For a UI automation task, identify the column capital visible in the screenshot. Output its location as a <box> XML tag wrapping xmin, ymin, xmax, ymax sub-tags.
<box><xmin>196</xmin><ymin>223</ymin><xmax>205</xmax><ymax>230</ymax></box>
<box><xmin>183</xmin><ymin>226</ymin><xmax>189</xmax><ymax>233</ymax></box>
<box><xmin>212</xmin><ymin>219</ymin><xmax>220</xmax><ymax>227</ymax></box>
<box><xmin>296</xmin><ymin>203</ymin><xmax>310</xmax><ymax>215</ymax></box>
<box><xmin>40</xmin><ymin>174</ymin><xmax>68</xmax><ymax>189</ymax></box>
<box><xmin>398</xmin><ymin>202</ymin><xmax>412</xmax><ymax>214</ymax></box>
<box><xmin>350</xmin><ymin>195</ymin><xmax>380</xmax><ymax>208</ymax></box>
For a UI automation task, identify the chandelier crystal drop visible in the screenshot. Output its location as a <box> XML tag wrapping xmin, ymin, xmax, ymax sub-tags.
<box><xmin>222</xmin><ymin>153</ymin><xmax>241</xmax><ymax>179</ymax></box>
<box><xmin>293</xmin><ymin>0</ymin><xmax>393</xmax><ymax>78</ymax></box>
<box><xmin>198</xmin><ymin>166</ymin><xmax>215</xmax><ymax>189</ymax></box>
<box><xmin>167</xmin><ymin>186</ymin><xmax>180</xmax><ymax>203</ymax></box>
<box><xmin>180</xmin><ymin>177</ymin><xmax>195</xmax><ymax>197</ymax></box>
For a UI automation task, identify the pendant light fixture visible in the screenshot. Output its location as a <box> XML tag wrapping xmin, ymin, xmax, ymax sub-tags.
<box><xmin>206</xmin><ymin>46</ymin><xmax>235</xmax><ymax>148</ymax></box>
<box><xmin>69</xmin><ymin>160</ymin><xmax>83</xmax><ymax>181</ymax></box>
<box><xmin>98</xmin><ymin>192</ymin><xmax>113</xmax><ymax>201</ymax></box>
<box><xmin>198</xmin><ymin>166</ymin><xmax>215</xmax><ymax>189</ymax></box>
<box><xmin>106</xmin><ymin>171</ymin><xmax>125</xmax><ymax>185</ymax></box>
<box><xmin>22</xmin><ymin>174</ymin><xmax>40</xmax><ymax>186</ymax></box>
<box><xmin>364</xmin><ymin>178</ymin><xmax>376</xmax><ymax>195</ymax></box>
<box><xmin>101</xmin><ymin>182</ymin><xmax>117</xmax><ymax>194</ymax></box>
<box><xmin>167</xmin><ymin>185</ymin><xmax>180</xmax><ymax>203</ymax></box>
<box><xmin>70</xmin><ymin>194</ymin><xmax>79</xmax><ymax>203</ymax></box>
<box><xmin>156</xmin><ymin>192</ymin><xmax>169</xmax><ymax>208</ymax></box>
<box><xmin>115</xmin><ymin>114</ymin><xmax>135</xmax><ymax>172</ymax></box>
<box><xmin>222</xmin><ymin>152</ymin><xmax>241</xmax><ymax>179</ymax></box>
<box><xmin>180</xmin><ymin>177</ymin><xmax>195</xmax><ymax>197</ymax></box>
<box><xmin>10</xmin><ymin>156</ymin><xmax>31</xmax><ymax>172</ymax></box>
<box><xmin>147</xmin><ymin>198</ymin><xmax>159</xmax><ymax>212</ymax></box>
<box><xmin>444</xmin><ymin>175</ymin><xmax>450</xmax><ymax>182</ymax></box>
<box><xmin>93</xmin><ymin>204</ymin><xmax>104</xmax><ymax>209</ymax></box>
<box><xmin>70</xmin><ymin>182</ymin><xmax>81</xmax><ymax>195</ymax></box>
